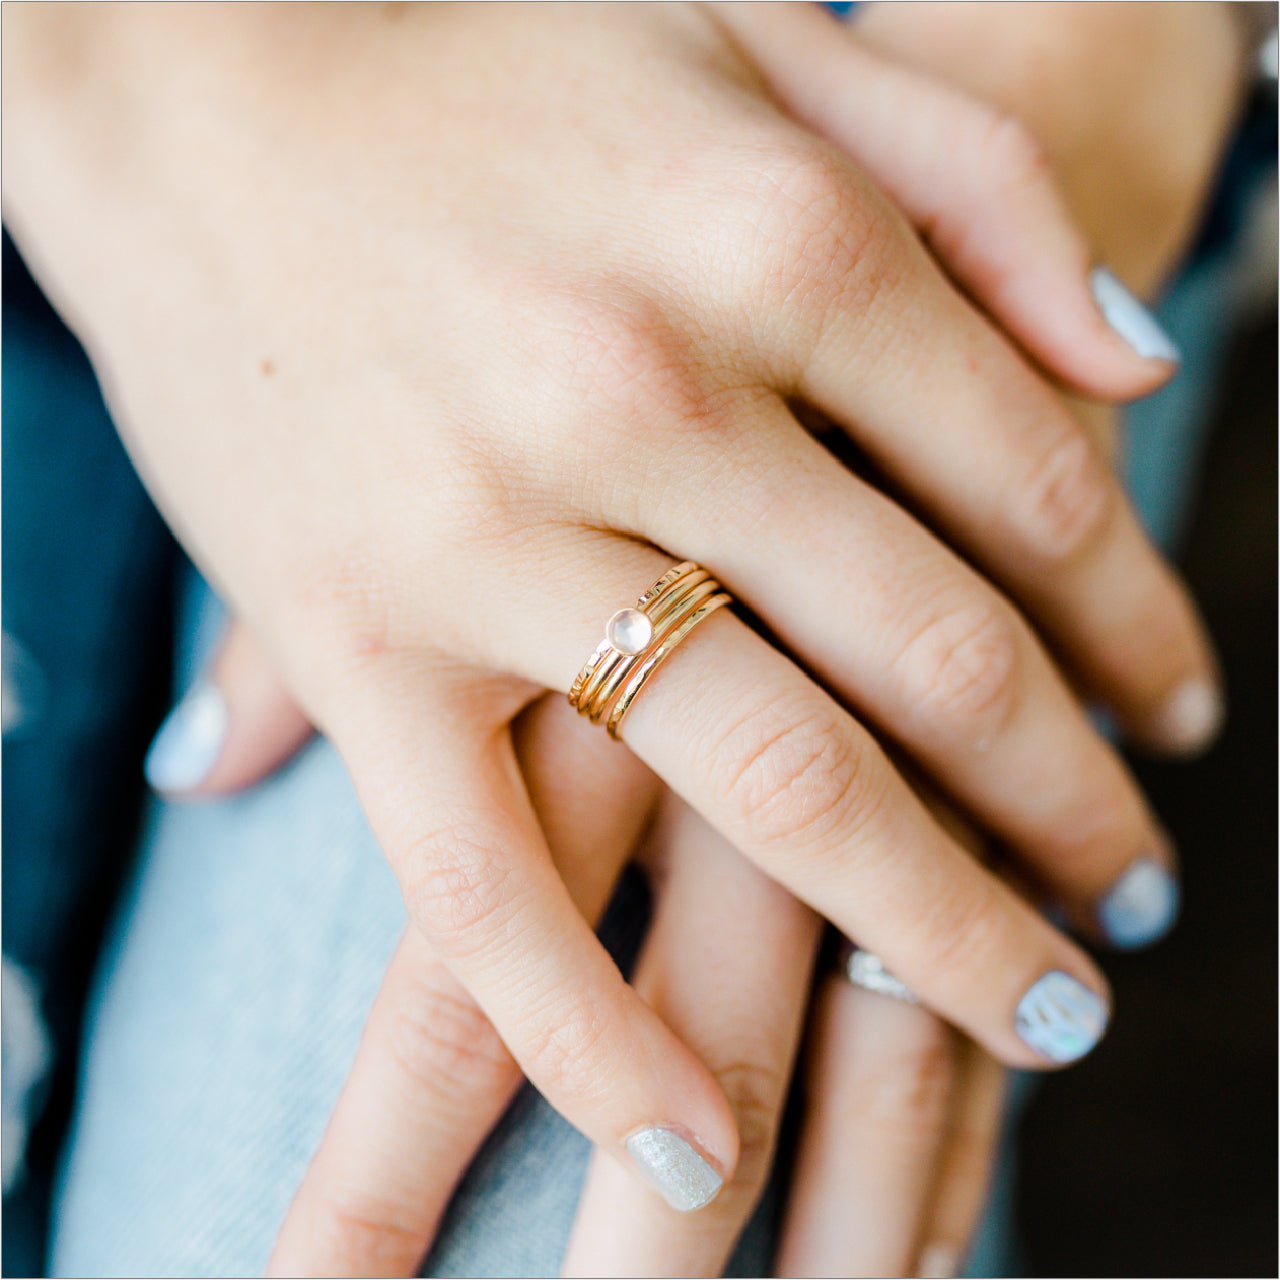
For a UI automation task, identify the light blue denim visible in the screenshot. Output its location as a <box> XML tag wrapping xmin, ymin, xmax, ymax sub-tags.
<box><xmin>49</xmin><ymin>226</ymin><xmax>1256</xmax><ymax>1278</ymax></box>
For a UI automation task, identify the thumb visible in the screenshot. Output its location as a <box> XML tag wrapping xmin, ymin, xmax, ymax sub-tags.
<box><xmin>144</xmin><ymin>618</ymin><xmax>313</xmax><ymax>796</ymax></box>
<box><xmin>718</xmin><ymin>2</ymin><xmax>1180</xmax><ymax>399</ymax></box>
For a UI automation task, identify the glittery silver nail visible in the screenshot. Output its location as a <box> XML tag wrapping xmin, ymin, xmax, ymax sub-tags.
<box><xmin>1099</xmin><ymin>857</ymin><xmax>1180</xmax><ymax>950</ymax></box>
<box><xmin>1090</xmin><ymin>266</ymin><xmax>1181</xmax><ymax>363</ymax></box>
<box><xmin>1015</xmin><ymin>971</ymin><xmax>1108</xmax><ymax>1064</ymax></box>
<box><xmin>625</xmin><ymin>1127</ymin><xmax>722</xmax><ymax>1212</ymax></box>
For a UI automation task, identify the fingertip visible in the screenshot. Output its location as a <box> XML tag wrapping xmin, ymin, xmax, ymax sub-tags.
<box><xmin>624</xmin><ymin>1125</ymin><xmax>727</xmax><ymax>1212</ymax></box>
<box><xmin>1013</xmin><ymin>969</ymin><xmax>1111</xmax><ymax>1068</ymax></box>
<box><xmin>144</xmin><ymin>681</ymin><xmax>229</xmax><ymax>794</ymax></box>
<box><xmin>1097</xmin><ymin>855</ymin><xmax>1182</xmax><ymax>952</ymax></box>
<box><xmin>1140</xmin><ymin>676</ymin><xmax>1226</xmax><ymax>758</ymax></box>
<box><xmin>1088</xmin><ymin>265</ymin><xmax>1182</xmax><ymax>369</ymax></box>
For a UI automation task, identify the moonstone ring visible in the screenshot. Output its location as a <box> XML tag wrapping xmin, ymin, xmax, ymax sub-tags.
<box><xmin>568</xmin><ymin>561</ymin><xmax>732</xmax><ymax>739</ymax></box>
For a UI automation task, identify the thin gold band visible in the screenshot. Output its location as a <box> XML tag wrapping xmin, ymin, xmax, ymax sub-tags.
<box><xmin>605</xmin><ymin>592</ymin><xmax>730</xmax><ymax>738</ymax></box>
<box><xmin>584</xmin><ymin>578</ymin><xmax>721</xmax><ymax>724</ymax></box>
<box><xmin>568</xmin><ymin>561</ymin><xmax>733</xmax><ymax>739</ymax></box>
<box><xmin>571</xmin><ymin>564</ymin><xmax>705</xmax><ymax>718</ymax></box>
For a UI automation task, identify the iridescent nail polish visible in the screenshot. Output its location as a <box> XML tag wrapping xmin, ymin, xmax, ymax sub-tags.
<box><xmin>1015</xmin><ymin>971</ymin><xmax>1108</xmax><ymax>1064</ymax></box>
<box><xmin>1099</xmin><ymin>857</ymin><xmax>1180</xmax><ymax>950</ymax></box>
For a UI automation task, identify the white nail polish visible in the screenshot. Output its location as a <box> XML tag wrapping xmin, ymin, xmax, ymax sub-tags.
<box><xmin>144</xmin><ymin>682</ymin><xmax>228</xmax><ymax>792</ymax></box>
<box><xmin>1099</xmin><ymin>857</ymin><xmax>1180</xmax><ymax>951</ymax></box>
<box><xmin>1089</xmin><ymin>266</ymin><xmax>1181</xmax><ymax>364</ymax></box>
<box><xmin>1015</xmin><ymin>971</ymin><xmax>1108</xmax><ymax>1065</ymax></box>
<box><xmin>916</xmin><ymin>1242</ymin><xmax>960</xmax><ymax>1279</ymax></box>
<box><xmin>1148</xmin><ymin>678</ymin><xmax>1225</xmax><ymax>755</ymax></box>
<box><xmin>625</xmin><ymin>1127</ymin><xmax>723</xmax><ymax>1212</ymax></box>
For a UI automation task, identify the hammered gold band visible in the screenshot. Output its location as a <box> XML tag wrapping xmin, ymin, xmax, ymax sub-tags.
<box><xmin>568</xmin><ymin>561</ymin><xmax>732</xmax><ymax>739</ymax></box>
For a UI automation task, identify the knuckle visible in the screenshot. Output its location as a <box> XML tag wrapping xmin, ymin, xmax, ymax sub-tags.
<box><xmin>314</xmin><ymin>1189</ymin><xmax>426</xmax><ymax>1276</ymax></box>
<box><xmin>525</xmin><ymin>284</ymin><xmax>709</xmax><ymax>441</ymax></box>
<box><xmin>710</xmin><ymin>694</ymin><xmax>883</xmax><ymax>853</ymax></box>
<box><xmin>744</xmin><ymin>148</ymin><xmax>896</xmax><ymax>323</ymax></box>
<box><xmin>714</xmin><ymin>1057</ymin><xmax>788</xmax><ymax>1187</ymax></box>
<box><xmin>384</xmin><ymin>969</ymin><xmax>512</xmax><ymax>1091</ymax></box>
<box><xmin>1013</xmin><ymin>426</ymin><xmax>1116</xmax><ymax>565</ymax></box>
<box><xmin>975</xmin><ymin>109</ymin><xmax>1054</xmax><ymax>198</ymax></box>
<box><xmin>911</xmin><ymin>875</ymin><xmax>1007</xmax><ymax>993</ymax></box>
<box><xmin>517</xmin><ymin>991</ymin><xmax>613</xmax><ymax>1105</ymax></box>
<box><xmin>852</xmin><ymin>1026</ymin><xmax>957</xmax><ymax>1135</ymax></box>
<box><xmin>895</xmin><ymin>597</ymin><xmax>1022</xmax><ymax>748</ymax></box>
<box><xmin>401</xmin><ymin>828</ymin><xmax>517</xmax><ymax>956</ymax></box>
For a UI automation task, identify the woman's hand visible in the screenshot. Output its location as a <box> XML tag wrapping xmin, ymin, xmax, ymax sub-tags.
<box><xmin>5</xmin><ymin>0</ymin><xmax>1214</xmax><ymax>1205</ymax></box>
<box><xmin>179</xmin><ymin>621</ymin><xmax>1005</xmax><ymax>1278</ymax></box>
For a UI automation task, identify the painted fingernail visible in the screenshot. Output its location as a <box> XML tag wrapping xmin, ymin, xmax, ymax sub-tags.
<box><xmin>625</xmin><ymin>1127</ymin><xmax>723</xmax><ymax>1212</ymax></box>
<box><xmin>143</xmin><ymin>682</ymin><xmax>228</xmax><ymax>792</ymax></box>
<box><xmin>1015</xmin><ymin>971</ymin><xmax>1108</xmax><ymax>1065</ymax></box>
<box><xmin>1098</xmin><ymin>857</ymin><xmax>1180</xmax><ymax>950</ymax></box>
<box><xmin>1089</xmin><ymin>266</ymin><xmax>1181</xmax><ymax>364</ymax></box>
<box><xmin>1148</xmin><ymin>677</ymin><xmax>1225</xmax><ymax>755</ymax></box>
<box><xmin>916</xmin><ymin>1242</ymin><xmax>959</xmax><ymax>1278</ymax></box>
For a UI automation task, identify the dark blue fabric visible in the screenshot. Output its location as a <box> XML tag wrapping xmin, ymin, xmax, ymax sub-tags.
<box><xmin>2</xmin><ymin>231</ymin><xmax>179</xmax><ymax>1276</ymax></box>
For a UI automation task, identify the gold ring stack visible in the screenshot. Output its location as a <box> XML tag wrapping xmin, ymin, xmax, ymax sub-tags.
<box><xmin>568</xmin><ymin>561</ymin><xmax>732</xmax><ymax>739</ymax></box>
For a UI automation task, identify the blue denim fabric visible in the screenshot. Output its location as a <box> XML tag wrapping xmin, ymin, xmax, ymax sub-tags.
<box><xmin>1</xmin><ymin>233</ymin><xmax>178</xmax><ymax>1278</ymax></box>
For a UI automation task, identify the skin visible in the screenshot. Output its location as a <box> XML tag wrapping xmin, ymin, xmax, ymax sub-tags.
<box><xmin>2</xmin><ymin>3</ymin><xmax>1247</xmax><ymax>1273</ymax></box>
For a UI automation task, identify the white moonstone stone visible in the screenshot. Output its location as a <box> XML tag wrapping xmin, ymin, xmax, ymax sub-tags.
<box><xmin>606</xmin><ymin>608</ymin><xmax>653</xmax><ymax>656</ymax></box>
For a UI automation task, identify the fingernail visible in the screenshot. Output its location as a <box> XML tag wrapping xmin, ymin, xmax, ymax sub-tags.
<box><xmin>1015</xmin><ymin>971</ymin><xmax>1108</xmax><ymax>1065</ymax></box>
<box><xmin>916</xmin><ymin>1243</ymin><xmax>959</xmax><ymax>1279</ymax></box>
<box><xmin>625</xmin><ymin>1126</ymin><xmax>723</xmax><ymax>1212</ymax></box>
<box><xmin>1089</xmin><ymin>266</ymin><xmax>1181</xmax><ymax>364</ymax></box>
<box><xmin>1148</xmin><ymin>678</ymin><xmax>1225</xmax><ymax>755</ymax></box>
<box><xmin>1098</xmin><ymin>857</ymin><xmax>1180</xmax><ymax>950</ymax></box>
<box><xmin>144</xmin><ymin>682</ymin><xmax>228</xmax><ymax>792</ymax></box>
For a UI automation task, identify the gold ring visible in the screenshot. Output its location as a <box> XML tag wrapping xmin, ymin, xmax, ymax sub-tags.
<box><xmin>568</xmin><ymin>561</ymin><xmax>733</xmax><ymax>739</ymax></box>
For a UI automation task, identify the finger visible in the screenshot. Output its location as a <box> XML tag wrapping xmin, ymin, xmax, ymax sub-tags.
<box><xmin>144</xmin><ymin>619</ymin><xmax>313</xmax><ymax>795</ymax></box>
<box><xmin>701</xmin><ymin>7</ymin><xmax>1222</xmax><ymax>757</ymax></box>
<box><xmin>719</xmin><ymin>1</ymin><xmax>1182</xmax><ymax>397</ymax></box>
<box><xmin>913</xmin><ymin>1042</ymin><xmax>1009</xmax><ymax>1280</ymax></box>
<box><xmin>561</xmin><ymin>796</ymin><xmax>820</xmax><ymax>1278</ymax></box>
<box><xmin>271</xmin><ymin>694</ymin><xmax>661</xmax><ymax>1276</ymax></box>
<box><xmin>465</xmin><ymin>535</ymin><xmax>1115</xmax><ymax>1068</ymax></box>
<box><xmin>611</xmin><ymin>608</ymin><xmax>1116</xmax><ymax>1069</ymax></box>
<box><xmin>633</xmin><ymin>412</ymin><xmax>1182</xmax><ymax>949</ymax></box>
<box><xmin>268</xmin><ymin>927</ymin><xmax>522</xmax><ymax>1278</ymax></box>
<box><xmin>739</xmin><ymin>164</ymin><xmax>1217</xmax><ymax>758</ymax></box>
<box><xmin>775</xmin><ymin>976</ymin><xmax>959</xmax><ymax>1278</ymax></box>
<box><xmin>323</xmin><ymin>659</ymin><xmax>741</xmax><ymax>1211</ymax></box>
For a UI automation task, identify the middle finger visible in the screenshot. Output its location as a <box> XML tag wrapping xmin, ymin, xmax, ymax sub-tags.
<box><xmin>602</xmin><ymin>406</ymin><xmax>1179</xmax><ymax>950</ymax></box>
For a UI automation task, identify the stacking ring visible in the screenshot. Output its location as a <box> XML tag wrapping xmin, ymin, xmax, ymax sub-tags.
<box><xmin>837</xmin><ymin>940</ymin><xmax>920</xmax><ymax>1005</ymax></box>
<box><xmin>569</xmin><ymin>561</ymin><xmax>732</xmax><ymax>739</ymax></box>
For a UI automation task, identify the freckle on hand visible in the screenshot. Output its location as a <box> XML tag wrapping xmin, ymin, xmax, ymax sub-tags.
<box><xmin>260</xmin><ymin>359</ymin><xmax>275</xmax><ymax>377</ymax></box>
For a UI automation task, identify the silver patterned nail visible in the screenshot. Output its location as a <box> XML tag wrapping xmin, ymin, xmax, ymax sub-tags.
<box><xmin>1089</xmin><ymin>266</ymin><xmax>1181</xmax><ymax>363</ymax></box>
<box><xmin>144</xmin><ymin>682</ymin><xmax>228</xmax><ymax>792</ymax></box>
<box><xmin>1015</xmin><ymin>971</ymin><xmax>1108</xmax><ymax>1064</ymax></box>
<box><xmin>1099</xmin><ymin>858</ymin><xmax>1180</xmax><ymax>950</ymax></box>
<box><xmin>625</xmin><ymin>1127</ymin><xmax>723</xmax><ymax>1212</ymax></box>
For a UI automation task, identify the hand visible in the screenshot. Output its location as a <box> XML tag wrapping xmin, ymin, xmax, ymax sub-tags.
<box><xmin>5</xmin><ymin>1</ymin><xmax>1214</xmax><ymax>1205</ymax></box>
<box><xmin>173</xmin><ymin>621</ymin><xmax>1006</xmax><ymax>1278</ymax></box>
